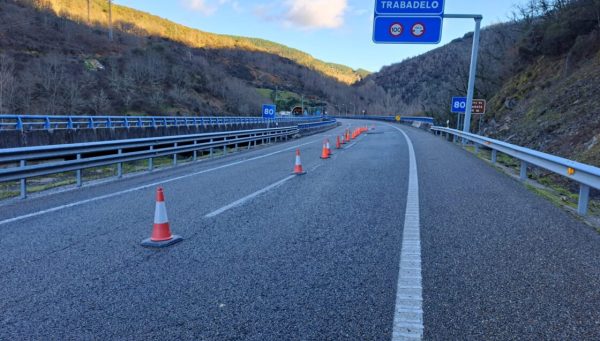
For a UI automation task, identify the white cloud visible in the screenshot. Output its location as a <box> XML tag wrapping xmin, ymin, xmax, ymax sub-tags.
<box><xmin>182</xmin><ymin>0</ymin><xmax>242</xmax><ymax>16</ymax></box>
<box><xmin>283</xmin><ymin>0</ymin><xmax>348</xmax><ymax>30</ymax></box>
<box><xmin>182</xmin><ymin>0</ymin><xmax>217</xmax><ymax>16</ymax></box>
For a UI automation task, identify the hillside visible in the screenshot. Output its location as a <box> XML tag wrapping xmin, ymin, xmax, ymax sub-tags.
<box><xmin>0</xmin><ymin>0</ymin><xmax>389</xmax><ymax>117</ymax></box>
<box><xmin>40</xmin><ymin>0</ymin><xmax>367</xmax><ymax>85</ymax></box>
<box><xmin>366</xmin><ymin>0</ymin><xmax>600</xmax><ymax>166</ymax></box>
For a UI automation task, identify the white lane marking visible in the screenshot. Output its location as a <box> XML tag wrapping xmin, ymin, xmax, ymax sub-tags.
<box><xmin>387</xmin><ymin>124</ymin><xmax>424</xmax><ymax>341</ymax></box>
<box><xmin>0</xmin><ymin>138</ymin><xmax>324</xmax><ymax>226</ymax></box>
<box><xmin>204</xmin><ymin>175</ymin><xmax>296</xmax><ymax>218</ymax></box>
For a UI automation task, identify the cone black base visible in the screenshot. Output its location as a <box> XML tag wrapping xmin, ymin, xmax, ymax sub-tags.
<box><xmin>141</xmin><ymin>235</ymin><xmax>183</xmax><ymax>248</ymax></box>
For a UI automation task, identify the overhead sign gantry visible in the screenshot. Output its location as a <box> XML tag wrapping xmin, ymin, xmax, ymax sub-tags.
<box><xmin>372</xmin><ymin>0</ymin><xmax>483</xmax><ymax>135</ymax></box>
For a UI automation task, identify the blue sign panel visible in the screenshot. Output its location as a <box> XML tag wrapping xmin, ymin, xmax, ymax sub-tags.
<box><xmin>262</xmin><ymin>104</ymin><xmax>276</xmax><ymax>119</ymax></box>
<box><xmin>375</xmin><ymin>0</ymin><xmax>445</xmax><ymax>16</ymax></box>
<box><xmin>373</xmin><ymin>16</ymin><xmax>443</xmax><ymax>44</ymax></box>
<box><xmin>451</xmin><ymin>97</ymin><xmax>467</xmax><ymax>113</ymax></box>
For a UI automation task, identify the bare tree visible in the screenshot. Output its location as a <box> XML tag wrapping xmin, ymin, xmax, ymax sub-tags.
<box><xmin>0</xmin><ymin>54</ymin><xmax>16</xmax><ymax>114</ymax></box>
<box><xmin>91</xmin><ymin>89</ymin><xmax>110</xmax><ymax>115</ymax></box>
<box><xmin>108</xmin><ymin>0</ymin><xmax>113</xmax><ymax>41</ymax></box>
<box><xmin>38</xmin><ymin>54</ymin><xmax>64</xmax><ymax>114</ymax></box>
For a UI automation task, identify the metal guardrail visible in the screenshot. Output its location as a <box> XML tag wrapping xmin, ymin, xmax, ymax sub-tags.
<box><xmin>331</xmin><ymin>115</ymin><xmax>434</xmax><ymax>125</ymax></box>
<box><xmin>1</xmin><ymin>126</ymin><xmax>299</xmax><ymax>199</ymax></box>
<box><xmin>297</xmin><ymin>120</ymin><xmax>339</xmax><ymax>130</ymax></box>
<box><xmin>431</xmin><ymin>126</ymin><xmax>600</xmax><ymax>216</ymax></box>
<box><xmin>0</xmin><ymin>114</ymin><xmax>322</xmax><ymax>131</ymax></box>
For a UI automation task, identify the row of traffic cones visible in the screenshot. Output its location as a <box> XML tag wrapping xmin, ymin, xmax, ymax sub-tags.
<box><xmin>142</xmin><ymin>126</ymin><xmax>373</xmax><ymax>248</ymax></box>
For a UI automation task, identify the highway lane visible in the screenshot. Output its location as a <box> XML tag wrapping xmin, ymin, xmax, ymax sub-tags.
<box><xmin>0</xmin><ymin>120</ymin><xmax>411</xmax><ymax>340</ymax></box>
<box><xmin>1</xmin><ymin>120</ymin><xmax>599</xmax><ymax>340</ymax></box>
<box><xmin>401</xmin><ymin>126</ymin><xmax>600</xmax><ymax>340</ymax></box>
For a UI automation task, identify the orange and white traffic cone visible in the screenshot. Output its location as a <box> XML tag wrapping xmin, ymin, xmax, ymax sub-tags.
<box><xmin>336</xmin><ymin>136</ymin><xmax>342</xmax><ymax>149</ymax></box>
<box><xmin>320</xmin><ymin>140</ymin><xmax>330</xmax><ymax>159</ymax></box>
<box><xmin>141</xmin><ymin>187</ymin><xmax>183</xmax><ymax>248</ymax></box>
<box><xmin>326</xmin><ymin>139</ymin><xmax>333</xmax><ymax>156</ymax></box>
<box><xmin>293</xmin><ymin>149</ymin><xmax>306</xmax><ymax>175</ymax></box>
<box><xmin>341</xmin><ymin>135</ymin><xmax>346</xmax><ymax>145</ymax></box>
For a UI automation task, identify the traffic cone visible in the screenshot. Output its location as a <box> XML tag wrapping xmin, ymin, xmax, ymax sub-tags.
<box><xmin>320</xmin><ymin>140</ymin><xmax>330</xmax><ymax>159</ymax></box>
<box><xmin>141</xmin><ymin>187</ymin><xmax>183</xmax><ymax>248</ymax></box>
<box><xmin>326</xmin><ymin>139</ymin><xmax>333</xmax><ymax>156</ymax></box>
<box><xmin>341</xmin><ymin>135</ymin><xmax>346</xmax><ymax>145</ymax></box>
<box><xmin>293</xmin><ymin>149</ymin><xmax>306</xmax><ymax>175</ymax></box>
<box><xmin>336</xmin><ymin>136</ymin><xmax>342</xmax><ymax>149</ymax></box>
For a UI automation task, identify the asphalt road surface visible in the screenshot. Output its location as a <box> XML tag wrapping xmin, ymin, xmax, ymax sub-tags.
<box><xmin>0</xmin><ymin>120</ymin><xmax>599</xmax><ymax>340</ymax></box>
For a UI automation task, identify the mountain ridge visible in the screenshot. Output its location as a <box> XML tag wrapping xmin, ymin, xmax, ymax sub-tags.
<box><xmin>38</xmin><ymin>0</ymin><xmax>368</xmax><ymax>84</ymax></box>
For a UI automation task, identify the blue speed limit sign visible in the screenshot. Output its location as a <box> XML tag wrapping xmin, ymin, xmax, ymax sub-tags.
<box><xmin>262</xmin><ymin>104</ymin><xmax>276</xmax><ymax>119</ymax></box>
<box><xmin>451</xmin><ymin>97</ymin><xmax>467</xmax><ymax>113</ymax></box>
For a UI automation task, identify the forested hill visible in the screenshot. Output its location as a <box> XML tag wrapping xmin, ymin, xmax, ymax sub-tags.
<box><xmin>39</xmin><ymin>0</ymin><xmax>368</xmax><ymax>84</ymax></box>
<box><xmin>365</xmin><ymin>0</ymin><xmax>600</xmax><ymax>165</ymax></box>
<box><xmin>0</xmin><ymin>0</ymin><xmax>389</xmax><ymax>117</ymax></box>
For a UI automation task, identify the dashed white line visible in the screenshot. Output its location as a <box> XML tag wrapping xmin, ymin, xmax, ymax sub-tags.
<box><xmin>205</xmin><ymin>175</ymin><xmax>296</xmax><ymax>218</ymax></box>
<box><xmin>0</xmin><ymin>138</ymin><xmax>323</xmax><ymax>226</ymax></box>
<box><xmin>387</xmin><ymin>124</ymin><xmax>424</xmax><ymax>341</ymax></box>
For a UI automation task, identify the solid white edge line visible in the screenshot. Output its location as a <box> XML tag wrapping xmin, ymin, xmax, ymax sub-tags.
<box><xmin>387</xmin><ymin>124</ymin><xmax>424</xmax><ymax>341</ymax></box>
<box><xmin>0</xmin><ymin>138</ymin><xmax>323</xmax><ymax>226</ymax></box>
<box><xmin>204</xmin><ymin>174</ymin><xmax>296</xmax><ymax>218</ymax></box>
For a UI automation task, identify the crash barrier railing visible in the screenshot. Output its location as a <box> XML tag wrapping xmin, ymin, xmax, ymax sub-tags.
<box><xmin>0</xmin><ymin>114</ymin><xmax>322</xmax><ymax>131</ymax></box>
<box><xmin>297</xmin><ymin>120</ymin><xmax>339</xmax><ymax>130</ymax></box>
<box><xmin>330</xmin><ymin>115</ymin><xmax>434</xmax><ymax>125</ymax></box>
<box><xmin>1</xmin><ymin>126</ymin><xmax>299</xmax><ymax>199</ymax></box>
<box><xmin>431</xmin><ymin>126</ymin><xmax>600</xmax><ymax>216</ymax></box>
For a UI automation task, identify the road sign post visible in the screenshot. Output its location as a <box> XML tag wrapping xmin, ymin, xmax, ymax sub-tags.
<box><xmin>373</xmin><ymin>2</ymin><xmax>483</xmax><ymax>132</ymax></box>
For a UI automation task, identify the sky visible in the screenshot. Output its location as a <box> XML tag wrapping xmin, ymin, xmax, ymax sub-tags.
<box><xmin>114</xmin><ymin>0</ymin><xmax>525</xmax><ymax>72</ymax></box>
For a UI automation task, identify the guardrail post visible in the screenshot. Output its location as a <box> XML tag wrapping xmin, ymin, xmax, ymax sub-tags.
<box><xmin>193</xmin><ymin>141</ymin><xmax>198</xmax><ymax>161</ymax></box>
<box><xmin>491</xmin><ymin>150</ymin><xmax>497</xmax><ymax>164</ymax></box>
<box><xmin>44</xmin><ymin>117</ymin><xmax>51</xmax><ymax>130</ymax></box>
<box><xmin>173</xmin><ymin>143</ymin><xmax>178</xmax><ymax>165</ymax></box>
<box><xmin>210</xmin><ymin>139</ymin><xmax>214</xmax><ymax>158</ymax></box>
<box><xmin>223</xmin><ymin>138</ymin><xmax>227</xmax><ymax>156</ymax></box>
<box><xmin>117</xmin><ymin>149</ymin><xmax>123</xmax><ymax>178</ymax></box>
<box><xmin>148</xmin><ymin>146</ymin><xmax>154</xmax><ymax>171</ymax></box>
<box><xmin>67</xmin><ymin>117</ymin><xmax>74</xmax><ymax>129</ymax></box>
<box><xmin>234</xmin><ymin>138</ymin><xmax>238</xmax><ymax>152</ymax></box>
<box><xmin>578</xmin><ymin>184</ymin><xmax>590</xmax><ymax>216</ymax></box>
<box><xmin>474</xmin><ymin>143</ymin><xmax>480</xmax><ymax>155</ymax></box>
<box><xmin>19</xmin><ymin>160</ymin><xmax>27</xmax><ymax>199</ymax></box>
<box><xmin>16</xmin><ymin>116</ymin><xmax>24</xmax><ymax>131</ymax></box>
<box><xmin>520</xmin><ymin>161</ymin><xmax>528</xmax><ymax>181</ymax></box>
<box><xmin>107</xmin><ymin>117</ymin><xmax>112</xmax><ymax>128</ymax></box>
<box><xmin>88</xmin><ymin>117</ymin><xmax>94</xmax><ymax>129</ymax></box>
<box><xmin>137</xmin><ymin>117</ymin><xmax>143</xmax><ymax>127</ymax></box>
<box><xmin>76</xmin><ymin>154</ymin><xmax>82</xmax><ymax>187</ymax></box>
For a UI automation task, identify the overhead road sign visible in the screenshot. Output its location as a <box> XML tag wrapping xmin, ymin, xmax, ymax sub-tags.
<box><xmin>373</xmin><ymin>16</ymin><xmax>442</xmax><ymax>44</ymax></box>
<box><xmin>262</xmin><ymin>104</ymin><xmax>276</xmax><ymax>119</ymax></box>
<box><xmin>375</xmin><ymin>0</ymin><xmax>445</xmax><ymax>16</ymax></box>
<box><xmin>451</xmin><ymin>97</ymin><xmax>486</xmax><ymax>114</ymax></box>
